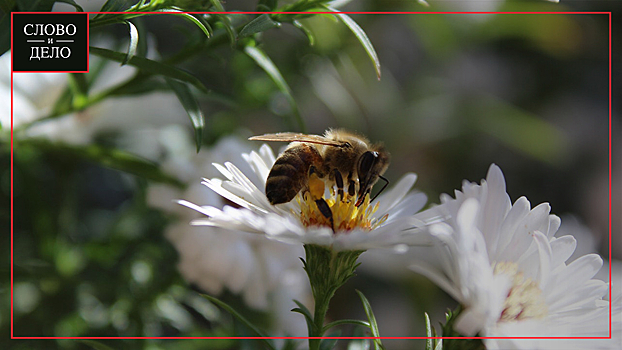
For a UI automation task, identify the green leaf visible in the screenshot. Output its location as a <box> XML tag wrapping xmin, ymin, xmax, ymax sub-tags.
<box><xmin>292</xmin><ymin>20</ymin><xmax>315</xmax><ymax>46</ymax></box>
<box><xmin>160</xmin><ymin>10</ymin><xmax>212</xmax><ymax>38</ymax></box>
<box><xmin>201</xmin><ymin>294</ymin><xmax>276</xmax><ymax>350</ymax></box>
<box><xmin>256</xmin><ymin>0</ymin><xmax>277</xmax><ymax>11</ymax></box>
<box><xmin>355</xmin><ymin>290</ymin><xmax>384</xmax><ymax>350</ymax></box>
<box><xmin>93</xmin><ymin>0</ymin><xmax>128</xmax><ymax>19</ymax></box>
<box><xmin>67</xmin><ymin>73</ymin><xmax>88</xmax><ymax>109</ymax></box>
<box><xmin>292</xmin><ymin>299</ymin><xmax>314</xmax><ymax>337</ymax></box>
<box><xmin>323</xmin><ymin>319</ymin><xmax>370</xmax><ymax>332</ymax></box>
<box><xmin>0</xmin><ymin>9</ymin><xmax>11</xmax><ymax>56</ymax></box>
<box><xmin>133</xmin><ymin>18</ymin><xmax>149</xmax><ymax>58</ymax></box>
<box><xmin>326</xmin><ymin>8</ymin><xmax>381</xmax><ymax>80</ymax></box>
<box><xmin>244</xmin><ymin>45</ymin><xmax>305</xmax><ymax>132</ymax></box>
<box><xmin>208</xmin><ymin>0</ymin><xmax>236</xmax><ymax>46</ymax></box>
<box><xmin>89</xmin><ymin>46</ymin><xmax>208</xmax><ymax>93</ymax></box>
<box><xmin>107</xmin><ymin>75</ymin><xmax>171</xmax><ymax>96</ymax></box>
<box><xmin>425</xmin><ymin>312</ymin><xmax>433</xmax><ymax>350</ymax></box>
<box><xmin>55</xmin><ymin>0</ymin><xmax>84</xmax><ymax>11</ymax></box>
<box><xmin>320</xmin><ymin>330</ymin><xmax>341</xmax><ymax>350</ymax></box>
<box><xmin>79</xmin><ymin>340</ymin><xmax>116</xmax><ymax>350</ymax></box>
<box><xmin>238</xmin><ymin>14</ymin><xmax>281</xmax><ymax>39</ymax></box>
<box><xmin>165</xmin><ymin>78</ymin><xmax>205</xmax><ymax>153</ymax></box>
<box><xmin>17</xmin><ymin>139</ymin><xmax>183</xmax><ymax>187</ymax></box>
<box><xmin>122</xmin><ymin>21</ymin><xmax>139</xmax><ymax>66</ymax></box>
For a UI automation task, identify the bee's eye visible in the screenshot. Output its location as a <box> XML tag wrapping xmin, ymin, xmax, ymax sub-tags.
<box><xmin>358</xmin><ymin>151</ymin><xmax>378</xmax><ymax>177</ymax></box>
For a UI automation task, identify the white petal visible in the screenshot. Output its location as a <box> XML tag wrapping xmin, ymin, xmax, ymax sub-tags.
<box><xmin>243</xmin><ymin>150</ymin><xmax>271</xmax><ymax>188</ymax></box>
<box><xmin>455</xmin><ymin>308</ymin><xmax>487</xmax><ymax>337</ymax></box>
<box><xmin>374</xmin><ymin>173</ymin><xmax>418</xmax><ymax>215</ymax></box>
<box><xmin>548</xmin><ymin>280</ymin><xmax>608</xmax><ymax>312</ymax></box>
<box><xmin>259</xmin><ymin>144</ymin><xmax>276</xmax><ymax>166</ymax></box>
<box><xmin>409</xmin><ymin>262</ymin><xmax>463</xmax><ymax>303</ymax></box>
<box><xmin>480</xmin><ymin>164</ymin><xmax>511</xmax><ymax>253</ymax></box>
<box><xmin>533</xmin><ymin>230</ymin><xmax>553</xmax><ymax>288</ymax></box>
<box><xmin>202</xmin><ymin>178</ymin><xmax>267</xmax><ymax>213</ymax></box>
<box><xmin>546</xmin><ymin>254</ymin><xmax>604</xmax><ymax>306</ymax></box>
<box><xmin>549</xmin><ymin>235</ymin><xmax>577</xmax><ymax>267</ymax></box>
<box><xmin>547</xmin><ymin>214</ymin><xmax>561</xmax><ymax>239</ymax></box>
<box><xmin>213</xmin><ymin>163</ymin><xmax>234</xmax><ymax>181</ymax></box>
<box><xmin>224</xmin><ymin>162</ymin><xmax>275</xmax><ymax>210</ymax></box>
<box><xmin>494</xmin><ymin>196</ymin><xmax>531</xmax><ymax>260</ymax></box>
<box><xmin>384</xmin><ymin>192</ymin><xmax>427</xmax><ymax>220</ymax></box>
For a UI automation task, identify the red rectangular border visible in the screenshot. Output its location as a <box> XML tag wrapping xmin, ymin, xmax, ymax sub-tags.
<box><xmin>9</xmin><ymin>10</ymin><xmax>613</xmax><ymax>341</ymax></box>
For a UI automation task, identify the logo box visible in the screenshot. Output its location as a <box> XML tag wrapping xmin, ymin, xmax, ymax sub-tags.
<box><xmin>12</xmin><ymin>13</ymin><xmax>89</xmax><ymax>72</ymax></box>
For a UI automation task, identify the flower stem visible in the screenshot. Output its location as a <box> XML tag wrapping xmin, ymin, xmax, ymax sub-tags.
<box><xmin>302</xmin><ymin>244</ymin><xmax>364</xmax><ymax>350</ymax></box>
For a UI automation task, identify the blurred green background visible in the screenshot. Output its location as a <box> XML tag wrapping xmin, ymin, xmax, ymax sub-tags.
<box><xmin>2</xmin><ymin>0</ymin><xmax>619</xmax><ymax>349</ymax></box>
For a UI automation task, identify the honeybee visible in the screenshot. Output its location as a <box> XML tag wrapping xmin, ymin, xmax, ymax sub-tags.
<box><xmin>249</xmin><ymin>129</ymin><xmax>390</xmax><ymax>211</ymax></box>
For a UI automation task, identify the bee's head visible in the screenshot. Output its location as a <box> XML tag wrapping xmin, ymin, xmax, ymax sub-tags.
<box><xmin>355</xmin><ymin>146</ymin><xmax>390</xmax><ymax>206</ymax></box>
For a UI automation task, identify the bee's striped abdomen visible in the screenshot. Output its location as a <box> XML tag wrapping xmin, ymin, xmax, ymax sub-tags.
<box><xmin>265</xmin><ymin>144</ymin><xmax>322</xmax><ymax>205</ymax></box>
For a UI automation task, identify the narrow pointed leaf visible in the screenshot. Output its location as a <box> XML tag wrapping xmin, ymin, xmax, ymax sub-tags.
<box><xmin>208</xmin><ymin>0</ymin><xmax>236</xmax><ymax>45</ymax></box>
<box><xmin>292</xmin><ymin>299</ymin><xmax>313</xmax><ymax>321</ymax></box>
<box><xmin>159</xmin><ymin>10</ymin><xmax>212</xmax><ymax>38</ymax></box>
<box><xmin>325</xmin><ymin>7</ymin><xmax>381</xmax><ymax>80</ymax></box>
<box><xmin>323</xmin><ymin>319</ymin><xmax>370</xmax><ymax>332</ymax></box>
<box><xmin>355</xmin><ymin>290</ymin><xmax>385</xmax><ymax>350</ymax></box>
<box><xmin>90</xmin><ymin>46</ymin><xmax>208</xmax><ymax>93</ymax></box>
<box><xmin>292</xmin><ymin>299</ymin><xmax>314</xmax><ymax>336</ymax></box>
<box><xmin>425</xmin><ymin>312</ymin><xmax>433</xmax><ymax>350</ymax></box>
<box><xmin>244</xmin><ymin>45</ymin><xmax>305</xmax><ymax>132</ymax></box>
<box><xmin>201</xmin><ymin>294</ymin><xmax>276</xmax><ymax>350</ymax></box>
<box><xmin>133</xmin><ymin>18</ymin><xmax>148</xmax><ymax>58</ymax></box>
<box><xmin>292</xmin><ymin>20</ymin><xmax>315</xmax><ymax>46</ymax></box>
<box><xmin>122</xmin><ymin>21</ymin><xmax>139</xmax><ymax>66</ymax></box>
<box><xmin>166</xmin><ymin>78</ymin><xmax>204</xmax><ymax>152</ymax></box>
<box><xmin>238</xmin><ymin>14</ymin><xmax>281</xmax><ymax>39</ymax></box>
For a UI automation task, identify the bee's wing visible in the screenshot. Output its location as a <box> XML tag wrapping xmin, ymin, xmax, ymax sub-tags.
<box><xmin>249</xmin><ymin>133</ymin><xmax>347</xmax><ymax>147</ymax></box>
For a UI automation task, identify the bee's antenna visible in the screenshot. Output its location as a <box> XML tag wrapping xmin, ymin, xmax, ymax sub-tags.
<box><xmin>370</xmin><ymin>175</ymin><xmax>389</xmax><ymax>203</ymax></box>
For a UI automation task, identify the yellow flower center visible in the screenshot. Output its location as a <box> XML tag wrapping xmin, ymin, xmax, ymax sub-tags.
<box><xmin>296</xmin><ymin>174</ymin><xmax>388</xmax><ymax>232</ymax></box>
<box><xmin>494</xmin><ymin>261</ymin><xmax>548</xmax><ymax>322</ymax></box>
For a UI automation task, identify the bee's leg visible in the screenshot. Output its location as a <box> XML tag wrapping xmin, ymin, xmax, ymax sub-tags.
<box><xmin>309</xmin><ymin>166</ymin><xmax>334</xmax><ymax>231</ymax></box>
<box><xmin>308</xmin><ymin>166</ymin><xmax>325</xmax><ymax>200</ymax></box>
<box><xmin>333</xmin><ymin>169</ymin><xmax>344</xmax><ymax>200</ymax></box>
<box><xmin>370</xmin><ymin>175</ymin><xmax>389</xmax><ymax>203</ymax></box>
<box><xmin>347</xmin><ymin>171</ymin><xmax>356</xmax><ymax>197</ymax></box>
<box><xmin>314</xmin><ymin>198</ymin><xmax>334</xmax><ymax>231</ymax></box>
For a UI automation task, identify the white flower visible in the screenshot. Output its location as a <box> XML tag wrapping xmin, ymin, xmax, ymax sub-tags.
<box><xmin>147</xmin><ymin>135</ymin><xmax>311</xmax><ymax>335</ymax></box>
<box><xmin>410</xmin><ymin>164</ymin><xmax>620</xmax><ymax>348</ymax></box>
<box><xmin>178</xmin><ymin>143</ymin><xmax>427</xmax><ymax>252</ymax></box>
